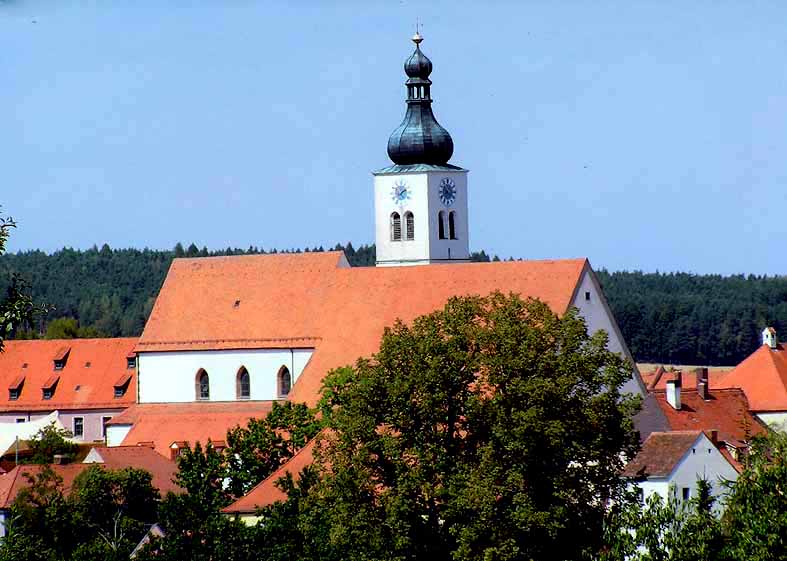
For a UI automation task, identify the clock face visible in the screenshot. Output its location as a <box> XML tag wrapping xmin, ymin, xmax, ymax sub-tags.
<box><xmin>439</xmin><ymin>177</ymin><xmax>457</xmax><ymax>206</ymax></box>
<box><xmin>391</xmin><ymin>180</ymin><xmax>411</xmax><ymax>205</ymax></box>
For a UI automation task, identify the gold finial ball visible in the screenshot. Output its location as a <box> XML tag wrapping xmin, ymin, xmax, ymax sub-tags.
<box><xmin>412</xmin><ymin>31</ymin><xmax>423</xmax><ymax>45</ymax></box>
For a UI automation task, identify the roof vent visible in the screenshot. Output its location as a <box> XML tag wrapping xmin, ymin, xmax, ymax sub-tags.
<box><xmin>763</xmin><ymin>327</ymin><xmax>778</xmax><ymax>349</ymax></box>
<box><xmin>85</xmin><ymin>361</ymin><xmax>91</xmax><ymax>368</ymax></box>
<box><xmin>665</xmin><ymin>371</ymin><xmax>682</xmax><ymax>411</ymax></box>
<box><xmin>234</xmin><ymin>300</ymin><xmax>241</xmax><ymax>308</ymax></box>
<box><xmin>21</xmin><ymin>363</ymin><xmax>28</xmax><ymax>369</ymax></box>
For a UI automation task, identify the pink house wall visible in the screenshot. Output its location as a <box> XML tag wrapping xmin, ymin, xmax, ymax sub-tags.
<box><xmin>0</xmin><ymin>408</ymin><xmax>128</xmax><ymax>443</ymax></box>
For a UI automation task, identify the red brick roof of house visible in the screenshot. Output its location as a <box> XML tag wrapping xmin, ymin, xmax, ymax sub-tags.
<box><xmin>641</xmin><ymin>366</ymin><xmax>732</xmax><ymax>391</ymax></box>
<box><xmin>107</xmin><ymin>402</ymin><xmax>276</xmax><ymax>457</ymax></box>
<box><xmin>0</xmin><ymin>464</ymin><xmax>88</xmax><ymax>509</ymax></box>
<box><xmin>651</xmin><ymin>388</ymin><xmax>767</xmax><ymax>447</ymax></box>
<box><xmin>84</xmin><ymin>445</ymin><xmax>182</xmax><ymax>495</ymax></box>
<box><xmin>718</xmin><ymin>344</ymin><xmax>787</xmax><ymax>412</ymax></box>
<box><xmin>137</xmin><ymin>253</ymin><xmax>593</xmax><ymax>407</ymax></box>
<box><xmin>622</xmin><ymin>431</ymin><xmax>705</xmax><ymax>478</ymax></box>
<box><xmin>0</xmin><ymin>338</ymin><xmax>138</xmax><ymax>412</ymax></box>
<box><xmin>223</xmin><ymin>437</ymin><xmax>318</xmax><ymax>514</ymax></box>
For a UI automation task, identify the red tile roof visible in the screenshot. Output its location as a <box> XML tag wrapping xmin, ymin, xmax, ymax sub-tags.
<box><xmin>138</xmin><ymin>253</ymin><xmax>591</xmax><ymax>407</ymax></box>
<box><xmin>0</xmin><ymin>338</ymin><xmax>138</xmax><ymax>411</ymax></box>
<box><xmin>640</xmin><ymin>367</ymin><xmax>732</xmax><ymax>391</ymax></box>
<box><xmin>652</xmin><ymin>388</ymin><xmax>767</xmax><ymax>446</ymax></box>
<box><xmin>223</xmin><ymin>437</ymin><xmax>317</xmax><ymax>514</ymax></box>
<box><xmin>85</xmin><ymin>446</ymin><xmax>181</xmax><ymax>495</ymax></box>
<box><xmin>622</xmin><ymin>431</ymin><xmax>704</xmax><ymax>478</ymax></box>
<box><xmin>718</xmin><ymin>344</ymin><xmax>787</xmax><ymax>412</ymax></box>
<box><xmin>0</xmin><ymin>464</ymin><xmax>88</xmax><ymax>509</ymax></box>
<box><xmin>108</xmin><ymin>402</ymin><xmax>276</xmax><ymax>457</ymax></box>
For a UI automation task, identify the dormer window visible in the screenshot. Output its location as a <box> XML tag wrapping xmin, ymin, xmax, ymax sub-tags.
<box><xmin>53</xmin><ymin>346</ymin><xmax>70</xmax><ymax>371</ymax></box>
<box><xmin>126</xmin><ymin>356</ymin><xmax>136</xmax><ymax>369</ymax></box>
<box><xmin>42</xmin><ymin>374</ymin><xmax>59</xmax><ymax>400</ymax></box>
<box><xmin>8</xmin><ymin>375</ymin><xmax>24</xmax><ymax>401</ymax></box>
<box><xmin>114</xmin><ymin>372</ymin><xmax>132</xmax><ymax>399</ymax></box>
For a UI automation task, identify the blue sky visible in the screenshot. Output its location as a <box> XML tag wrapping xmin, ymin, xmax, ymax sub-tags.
<box><xmin>3</xmin><ymin>1</ymin><xmax>786</xmax><ymax>274</ymax></box>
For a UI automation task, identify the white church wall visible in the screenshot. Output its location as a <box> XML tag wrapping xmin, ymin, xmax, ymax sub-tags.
<box><xmin>571</xmin><ymin>268</ymin><xmax>645</xmax><ymax>397</ymax></box>
<box><xmin>137</xmin><ymin>348</ymin><xmax>313</xmax><ymax>403</ymax></box>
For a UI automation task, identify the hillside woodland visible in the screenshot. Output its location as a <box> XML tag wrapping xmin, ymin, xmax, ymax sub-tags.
<box><xmin>0</xmin><ymin>242</ymin><xmax>784</xmax><ymax>366</ymax></box>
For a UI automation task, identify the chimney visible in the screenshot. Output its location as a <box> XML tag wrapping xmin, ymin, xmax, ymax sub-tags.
<box><xmin>696</xmin><ymin>367</ymin><xmax>709</xmax><ymax>400</ymax></box>
<box><xmin>709</xmin><ymin>429</ymin><xmax>719</xmax><ymax>445</ymax></box>
<box><xmin>763</xmin><ymin>327</ymin><xmax>778</xmax><ymax>349</ymax></box>
<box><xmin>666</xmin><ymin>372</ymin><xmax>682</xmax><ymax>410</ymax></box>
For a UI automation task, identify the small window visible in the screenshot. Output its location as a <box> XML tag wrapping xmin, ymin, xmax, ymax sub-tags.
<box><xmin>15</xmin><ymin>418</ymin><xmax>25</xmax><ymax>424</ymax></box>
<box><xmin>390</xmin><ymin>212</ymin><xmax>402</xmax><ymax>241</ymax></box>
<box><xmin>278</xmin><ymin>366</ymin><xmax>292</xmax><ymax>398</ymax></box>
<box><xmin>43</xmin><ymin>388</ymin><xmax>54</xmax><ymax>400</ymax></box>
<box><xmin>73</xmin><ymin>417</ymin><xmax>84</xmax><ymax>438</ymax></box>
<box><xmin>438</xmin><ymin>211</ymin><xmax>447</xmax><ymax>240</ymax></box>
<box><xmin>585</xmin><ymin>291</ymin><xmax>591</xmax><ymax>301</ymax></box>
<box><xmin>9</xmin><ymin>389</ymin><xmax>19</xmax><ymax>401</ymax></box>
<box><xmin>84</xmin><ymin>361</ymin><xmax>91</xmax><ymax>368</ymax></box>
<box><xmin>126</xmin><ymin>356</ymin><xmax>136</xmax><ymax>369</ymax></box>
<box><xmin>681</xmin><ymin>487</ymin><xmax>690</xmax><ymax>501</ymax></box>
<box><xmin>54</xmin><ymin>360</ymin><xmax>65</xmax><ymax>371</ymax></box>
<box><xmin>196</xmin><ymin>370</ymin><xmax>210</xmax><ymax>400</ymax></box>
<box><xmin>237</xmin><ymin>367</ymin><xmax>251</xmax><ymax>400</ymax></box>
<box><xmin>114</xmin><ymin>386</ymin><xmax>126</xmax><ymax>398</ymax></box>
<box><xmin>404</xmin><ymin>212</ymin><xmax>415</xmax><ymax>241</ymax></box>
<box><xmin>102</xmin><ymin>416</ymin><xmax>112</xmax><ymax>438</ymax></box>
<box><xmin>448</xmin><ymin>211</ymin><xmax>457</xmax><ymax>240</ymax></box>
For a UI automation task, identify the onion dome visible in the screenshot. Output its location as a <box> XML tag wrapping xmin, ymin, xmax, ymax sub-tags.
<box><xmin>387</xmin><ymin>33</ymin><xmax>454</xmax><ymax>166</ymax></box>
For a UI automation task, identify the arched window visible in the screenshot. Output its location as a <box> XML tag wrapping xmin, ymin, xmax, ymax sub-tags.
<box><xmin>438</xmin><ymin>211</ymin><xmax>447</xmax><ymax>240</ymax></box>
<box><xmin>390</xmin><ymin>212</ymin><xmax>402</xmax><ymax>241</ymax></box>
<box><xmin>195</xmin><ymin>369</ymin><xmax>210</xmax><ymax>401</ymax></box>
<box><xmin>448</xmin><ymin>211</ymin><xmax>457</xmax><ymax>240</ymax></box>
<box><xmin>404</xmin><ymin>212</ymin><xmax>415</xmax><ymax>241</ymax></box>
<box><xmin>278</xmin><ymin>366</ymin><xmax>292</xmax><ymax>398</ymax></box>
<box><xmin>237</xmin><ymin>367</ymin><xmax>250</xmax><ymax>400</ymax></box>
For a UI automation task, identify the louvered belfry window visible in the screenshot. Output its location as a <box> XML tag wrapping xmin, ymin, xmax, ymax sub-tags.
<box><xmin>438</xmin><ymin>211</ymin><xmax>447</xmax><ymax>239</ymax></box>
<box><xmin>405</xmin><ymin>212</ymin><xmax>415</xmax><ymax>241</ymax></box>
<box><xmin>448</xmin><ymin>211</ymin><xmax>457</xmax><ymax>240</ymax></box>
<box><xmin>391</xmin><ymin>212</ymin><xmax>402</xmax><ymax>241</ymax></box>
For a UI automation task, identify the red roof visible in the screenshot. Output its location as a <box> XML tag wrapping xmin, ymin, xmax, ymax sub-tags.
<box><xmin>108</xmin><ymin>402</ymin><xmax>276</xmax><ymax>457</ymax></box>
<box><xmin>718</xmin><ymin>344</ymin><xmax>787</xmax><ymax>412</ymax></box>
<box><xmin>652</xmin><ymin>388</ymin><xmax>767</xmax><ymax>446</ymax></box>
<box><xmin>640</xmin><ymin>366</ymin><xmax>732</xmax><ymax>391</ymax></box>
<box><xmin>223</xmin><ymin>437</ymin><xmax>317</xmax><ymax>514</ymax></box>
<box><xmin>138</xmin><ymin>253</ymin><xmax>591</xmax><ymax>407</ymax></box>
<box><xmin>85</xmin><ymin>446</ymin><xmax>181</xmax><ymax>495</ymax></box>
<box><xmin>622</xmin><ymin>431</ymin><xmax>705</xmax><ymax>478</ymax></box>
<box><xmin>0</xmin><ymin>338</ymin><xmax>138</xmax><ymax>411</ymax></box>
<box><xmin>0</xmin><ymin>464</ymin><xmax>88</xmax><ymax>508</ymax></box>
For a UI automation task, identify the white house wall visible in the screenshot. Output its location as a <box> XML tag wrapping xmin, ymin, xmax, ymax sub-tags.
<box><xmin>137</xmin><ymin>348</ymin><xmax>313</xmax><ymax>403</ymax></box>
<box><xmin>106</xmin><ymin>424</ymin><xmax>132</xmax><ymax>447</ymax></box>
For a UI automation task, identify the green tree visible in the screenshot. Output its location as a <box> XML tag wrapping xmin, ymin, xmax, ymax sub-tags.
<box><xmin>602</xmin><ymin>479</ymin><xmax>725</xmax><ymax>561</ymax></box>
<box><xmin>225</xmin><ymin>401</ymin><xmax>322</xmax><ymax>497</ymax></box>
<box><xmin>722</xmin><ymin>431</ymin><xmax>787</xmax><ymax>560</ymax></box>
<box><xmin>310</xmin><ymin>292</ymin><xmax>640</xmax><ymax>561</ymax></box>
<box><xmin>44</xmin><ymin>316</ymin><xmax>103</xmax><ymax>339</ymax></box>
<box><xmin>0</xmin><ymin>211</ymin><xmax>36</xmax><ymax>352</ymax></box>
<box><xmin>26</xmin><ymin>422</ymin><xmax>78</xmax><ymax>465</ymax></box>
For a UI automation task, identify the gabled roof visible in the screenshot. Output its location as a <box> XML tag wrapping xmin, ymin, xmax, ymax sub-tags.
<box><xmin>108</xmin><ymin>402</ymin><xmax>276</xmax><ymax>456</ymax></box>
<box><xmin>223</xmin><ymin>437</ymin><xmax>317</xmax><ymax>514</ymax></box>
<box><xmin>138</xmin><ymin>252</ymin><xmax>590</xmax><ymax>407</ymax></box>
<box><xmin>0</xmin><ymin>338</ymin><xmax>138</xmax><ymax>411</ymax></box>
<box><xmin>0</xmin><ymin>464</ymin><xmax>88</xmax><ymax>509</ymax></box>
<box><xmin>84</xmin><ymin>446</ymin><xmax>181</xmax><ymax>495</ymax></box>
<box><xmin>719</xmin><ymin>344</ymin><xmax>787</xmax><ymax>412</ymax></box>
<box><xmin>652</xmin><ymin>388</ymin><xmax>767</xmax><ymax>446</ymax></box>
<box><xmin>622</xmin><ymin>431</ymin><xmax>705</xmax><ymax>478</ymax></box>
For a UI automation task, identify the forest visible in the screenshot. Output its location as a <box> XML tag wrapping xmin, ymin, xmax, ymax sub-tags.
<box><xmin>0</xmin><ymin>242</ymin><xmax>784</xmax><ymax>366</ymax></box>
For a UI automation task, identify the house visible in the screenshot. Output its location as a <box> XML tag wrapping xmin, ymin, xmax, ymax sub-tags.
<box><xmin>0</xmin><ymin>338</ymin><xmax>138</xmax><ymax>442</ymax></box>
<box><xmin>650</xmin><ymin>369</ymin><xmax>768</xmax><ymax>464</ymax></box>
<box><xmin>106</xmin><ymin>401</ymin><xmax>275</xmax><ymax>458</ymax></box>
<box><xmin>622</xmin><ymin>430</ymin><xmax>739</xmax><ymax>507</ymax></box>
<box><xmin>714</xmin><ymin>327</ymin><xmax>787</xmax><ymax>429</ymax></box>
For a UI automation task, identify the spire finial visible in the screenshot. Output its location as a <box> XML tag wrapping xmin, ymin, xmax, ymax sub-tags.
<box><xmin>412</xmin><ymin>19</ymin><xmax>423</xmax><ymax>45</ymax></box>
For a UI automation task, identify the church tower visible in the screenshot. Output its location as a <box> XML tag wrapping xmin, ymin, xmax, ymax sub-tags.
<box><xmin>374</xmin><ymin>33</ymin><xmax>469</xmax><ymax>267</ymax></box>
